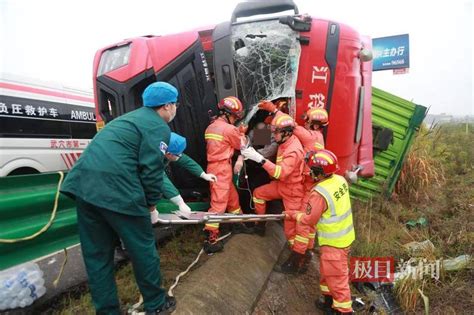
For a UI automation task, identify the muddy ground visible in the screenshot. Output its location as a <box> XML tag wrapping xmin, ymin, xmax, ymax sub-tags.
<box><xmin>253</xmin><ymin>249</ymin><xmax>324</xmax><ymax>315</ymax></box>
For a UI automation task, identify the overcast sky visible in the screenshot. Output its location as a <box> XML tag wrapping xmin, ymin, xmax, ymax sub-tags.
<box><xmin>1</xmin><ymin>0</ymin><xmax>473</xmax><ymax>115</ymax></box>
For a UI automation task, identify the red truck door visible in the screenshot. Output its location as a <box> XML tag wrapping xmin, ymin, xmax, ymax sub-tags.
<box><xmin>93</xmin><ymin>32</ymin><xmax>217</xmax><ymax>196</ymax></box>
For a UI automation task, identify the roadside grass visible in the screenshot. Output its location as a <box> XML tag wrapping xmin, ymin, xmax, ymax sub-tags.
<box><xmin>49</xmin><ymin>225</ymin><xmax>204</xmax><ymax>314</ymax></box>
<box><xmin>352</xmin><ymin>123</ymin><xmax>474</xmax><ymax>314</ymax></box>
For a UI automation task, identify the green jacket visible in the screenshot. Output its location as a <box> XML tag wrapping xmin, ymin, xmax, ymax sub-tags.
<box><xmin>61</xmin><ymin>107</ymin><xmax>170</xmax><ymax>216</ymax></box>
<box><xmin>162</xmin><ymin>154</ymin><xmax>204</xmax><ymax>199</ymax></box>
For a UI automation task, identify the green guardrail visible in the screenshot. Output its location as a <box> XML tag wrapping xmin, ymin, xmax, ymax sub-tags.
<box><xmin>350</xmin><ymin>87</ymin><xmax>427</xmax><ymax>200</ymax></box>
<box><xmin>0</xmin><ymin>172</ymin><xmax>209</xmax><ymax>270</ymax></box>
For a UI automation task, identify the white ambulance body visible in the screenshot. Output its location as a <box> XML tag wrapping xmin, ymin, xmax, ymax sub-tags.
<box><xmin>0</xmin><ymin>74</ymin><xmax>96</xmax><ymax>176</ymax></box>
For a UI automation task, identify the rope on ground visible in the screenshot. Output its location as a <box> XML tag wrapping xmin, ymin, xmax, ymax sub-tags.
<box><xmin>168</xmin><ymin>232</ymin><xmax>232</xmax><ymax>297</ymax></box>
<box><xmin>53</xmin><ymin>248</ymin><xmax>68</xmax><ymax>287</ymax></box>
<box><xmin>0</xmin><ymin>171</ymin><xmax>64</xmax><ymax>243</ymax></box>
<box><xmin>129</xmin><ymin>232</ymin><xmax>232</xmax><ymax>314</ymax></box>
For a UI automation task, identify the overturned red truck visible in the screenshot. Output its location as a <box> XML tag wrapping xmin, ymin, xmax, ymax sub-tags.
<box><xmin>92</xmin><ymin>0</ymin><xmax>374</xmax><ymax>202</ymax></box>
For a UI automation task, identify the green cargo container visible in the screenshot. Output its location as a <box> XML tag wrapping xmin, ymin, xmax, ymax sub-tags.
<box><xmin>350</xmin><ymin>87</ymin><xmax>427</xmax><ymax>200</ymax></box>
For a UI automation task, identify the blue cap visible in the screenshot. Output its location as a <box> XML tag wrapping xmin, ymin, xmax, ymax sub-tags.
<box><xmin>142</xmin><ymin>82</ymin><xmax>178</xmax><ymax>107</ymax></box>
<box><xmin>167</xmin><ymin>132</ymin><xmax>187</xmax><ymax>155</ymax></box>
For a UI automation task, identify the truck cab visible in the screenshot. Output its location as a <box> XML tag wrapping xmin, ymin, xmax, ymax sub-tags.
<box><xmin>92</xmin><ymin>0</ymin><xmax>374</xmax><ymax>198</ymax></box>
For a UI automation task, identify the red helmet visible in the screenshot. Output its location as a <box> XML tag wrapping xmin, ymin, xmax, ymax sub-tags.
<box><xmin>305</xmin><ymin>149</ymin><xmax>339</xmax><ymax>177</ymax></box>
<box><xmin>218</xmin><ymin>96</ymin><xmax>244</xmax><ymax>119</ymax></box>
<box><xmin>304</xmin><ymin>108</ymin><xmax>328</xmax><ymax>126</ymax></box>
<box><xmin>271</xmin><ymin>113</ymin><xmax>295</xmax><ymax>132</ymax></box>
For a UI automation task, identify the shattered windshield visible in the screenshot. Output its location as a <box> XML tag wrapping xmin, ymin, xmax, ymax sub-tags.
<box><xmin>232</xmin><ymin>19</ymin><xmax>301</xmax><ymax>122</ymax></box>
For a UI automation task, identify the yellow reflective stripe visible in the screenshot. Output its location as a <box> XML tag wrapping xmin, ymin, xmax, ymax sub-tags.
<box><xmin>315</xmin><ymin>152</ymin><xmax>335</xmax><ymax>164</ymax></box>
<box><xmin>295</xmin><ymin>235</ymin><xmax>309</xmax><ymax>244</ymax></box>
<box><xmin>318</xmin><ymin>224</ymin><xmax>354</xmax><ymax>239</ymax></box>
<box><xmin>320</xmin><ymin>284</ymin><xmax>330</xmax><ymax>293</ymax></box>
<box><xmin>315</xmin><ymin>185</ymin><xmax>336</xmax><ymax>216</ymax></box>
<box><xmin>273</xmin><ymin>165</ymin><xmax>281</xmax><ymax>179</ymax></box>
<box><xmin>227</xmin><ymin>97</ymin><xmax>239</xmax><ymax>109</ymax></box>
<box><xmin>205</xmin><ymin>223</ymin><xmax>219</xmax><ymax>230</ymax></box>
<box><xmin>205</xmin><ymin>133</ymin><xmax>224</xmax><ymax>141</ymax></box>
<box><xmin>253</xmin><ymin>197</ymin><xmax>265</xmax><ymax>204</ymax></box>
<box><xmin>314</xmin><ymin>142</ymin><xmax>324</xmax><ymax>149</ymax></box>
<box><xmin>333</xmin><ymin>299</ymin><xmax>352</xmax><ymax>309</ymax></box>
<box><xmin>288</xmin><ymin>238</ymin><xmax>295</xmax><ymax>245</ymax></box>
<box><xmin>276</xmin><ymin>156</ymin><xmax>283</xmax><ymax>163</ymax></box>
<box><xmin>308</xmin><ymin>233</ymin><xmax>316</xmax><ymax>239</ymax></box>
<box><xmin>229</xmin><ymin>208</ymin><xmax>241</xmax><ymax>214</ymax></box>
<box><xmin>296</xmin><ymin>213</ymin><xmax>304</xmax><ymax>222</ymax></box>
<box><xmin>319</xmin><ymin>208</ymin><xmax>352</xmax><ymax>224</ymax></box>
<box><xmin>275</xmin><ymin>115</ymin><xmax>288</xmax><ymax>125</ymax></box>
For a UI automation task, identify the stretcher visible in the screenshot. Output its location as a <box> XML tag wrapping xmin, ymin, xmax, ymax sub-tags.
<box><xmin>156</xmin><ymin>212</ymin><xmax>285</xmax><ymax>225</ymax></box>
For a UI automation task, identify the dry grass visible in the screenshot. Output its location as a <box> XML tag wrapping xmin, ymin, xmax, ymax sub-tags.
<box><xmin>395</xmin><ymin>126</ymin><xmax>446</xmax><ymax>202</ymax></box>
<box><xmin>353</xmin><ymin>123</ymin><xmax>474</xmax><ymax>314</ymax></box>
<box><xmin>394</xmin><ymin>277</ymin><xmax>424</xmax><ymax>313</ymax></box>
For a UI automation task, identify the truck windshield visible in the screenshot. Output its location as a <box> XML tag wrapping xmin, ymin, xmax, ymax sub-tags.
<box><xmin>232</xmin><ymin>20</ymin><xmax>301</xmax><ymax>113</ymax></box>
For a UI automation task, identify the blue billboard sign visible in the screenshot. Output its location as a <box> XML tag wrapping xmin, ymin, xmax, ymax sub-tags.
<box><xmin>372</xmin><ymin>34</ymin><xmax>409</xmax><ymax>71</ymax></box>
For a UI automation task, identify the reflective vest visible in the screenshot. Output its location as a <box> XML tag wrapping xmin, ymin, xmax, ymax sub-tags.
<box><xmin>314</xmin><ymin>175</ymin><xmax>355</xmax><ymax>248</ymax></box>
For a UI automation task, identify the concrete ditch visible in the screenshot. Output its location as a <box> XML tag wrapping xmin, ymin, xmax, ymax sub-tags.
<box><xmin>173</xmin><ymin>221</ymin><xmax>286</xmax><ymax>314</ymax></box>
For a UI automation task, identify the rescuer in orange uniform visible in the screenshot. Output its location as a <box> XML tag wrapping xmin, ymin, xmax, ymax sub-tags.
<box><xmin>259</xmin><ymin>102</ymin><xmax>328</xmax><ymax>256</ymax></box>
<box><xmin>241</xmin><ymin>111</ymin><xmax>305</xmax><ymax>244</ymax></box>
<box><xmin>258</xmin><ymin>101</ymin><xmax>328</xmax><ymax>191</ymax></box>
<box><xmin>295</xmin><ymin>108</ymin><xmax>328</xmax><ymax>186</ymax></box>
<box><xmin>203</xmin><ymin>96</ymin><xmax>252</xmax><ymax>254</ymax></box>
<box><xmin>280</xmin><ymin>149</ymin><xmax>355</xmax><ymax>314</ymax></box>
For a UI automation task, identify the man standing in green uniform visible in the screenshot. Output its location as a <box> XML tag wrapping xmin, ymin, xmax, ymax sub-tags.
<box><xmin>157</xmin><ymin>132</ymin><xmax>217</xmax><ymax>219</ymax></box>
<box><xmin>61</xmin><ymin>81</ymin><xmax>178</xmax><ymax>314</ymax></box>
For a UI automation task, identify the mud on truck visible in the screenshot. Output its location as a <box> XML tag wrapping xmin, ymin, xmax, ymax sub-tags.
<box><xmin>92</xmin><ymin>0</ymin><xmax>374</xmax><ymax>207</ymax></box>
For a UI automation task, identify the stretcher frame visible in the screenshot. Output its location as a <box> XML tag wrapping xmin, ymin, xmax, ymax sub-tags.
<box><xmin>156</xmin><ymin>212</ymin><xmax>285</xmax><ymax>225</ymax></box>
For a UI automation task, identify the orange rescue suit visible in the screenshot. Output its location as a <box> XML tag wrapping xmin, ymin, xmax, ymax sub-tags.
<box><xmin>293</xmin><ymin>125</ymin><xmax>325</xmax><ymax>249</ymax></box>
<box><xmin>292</xmin><ymin>186</ymin><xmax>353</xmax><ymax>313</ymax></box>
<box><xmin>252</xmin><ymin>134</ymin><xmax>305</xmax><ymax>244</ymax></box>
<box><xmin>204</xmin><ymin>117</ymin><xmax>245</xmax><ymax>231</ymax></box>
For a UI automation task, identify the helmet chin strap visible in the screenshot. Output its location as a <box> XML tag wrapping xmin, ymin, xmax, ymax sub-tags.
<box><xmin>220</xmin><ymin>111</ymin><xmax>232</xmax><ymax>124</ymax></box>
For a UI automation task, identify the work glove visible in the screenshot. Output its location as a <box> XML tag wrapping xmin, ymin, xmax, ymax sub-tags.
<box><xmin>170</xmin><ymin>195</ymin><xmax>192</xmax><ymax>213</ymax></box>
<box><xmin>258</xmin><ymin>100</ymin><xmax>277</xmax><ymax>113</ymax></box>
<box><xmin>241</xmin><ymin>147</ymin><xmax>264</xmax><ymax>163</ymax></box>
<box><xmin>150</xmin><ymin>208</ymin><xmax>159</xmax><ymax>224</ymax></box>
<box><xmin>200</xmin><ymin>172</ymin><xmax>217</xmax><ymax>182</ymax></box>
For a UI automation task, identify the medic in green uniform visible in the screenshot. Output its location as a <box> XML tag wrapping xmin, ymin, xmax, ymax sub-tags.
<box><xmin>61</xmin><ymin>82</ymin><xmax>178</xmax><ymax>315</ymax></box>
<box><xmin>157</xmin><ymin>132</ymin><xmax>217</xmax><ymax>220</ymax></box>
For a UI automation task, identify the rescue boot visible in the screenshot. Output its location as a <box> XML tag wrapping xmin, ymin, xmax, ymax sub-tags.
<box><xmin>203</xmin><ymin>229</ymin><xmax>224</xmax><ymax>254</ymax></box>
<box><xmin>351</xmin><ymin>296</ymin><xmax>365</xmax><ymax>312</ymax></box>
<box><xmin>315</xmin><ymin>295</ymin><xmax>333</xmax><ymax>314</ymax></box>
<box><xmin>231</xmin><ymin>222</ymin><xmax>255</xmax><ymax>234</ymax></box>
<box><xmin>273</xmin><ymin>251</ymin><xmax>305</xmax><ymax>274</ymax></box>
<box><xmin>299</xmin><ymin>249</ymin><xmax>313</xmax><ymax>274</ymax></box>
<box><xmin>145</xmin><ymin>295</ymin><xmax>177</xmax><ymax>314</ymax></box>
<box><xmin>254</xmin><ymin>223</ymin><xmax>266</xmax><ymax>237</ymax></box>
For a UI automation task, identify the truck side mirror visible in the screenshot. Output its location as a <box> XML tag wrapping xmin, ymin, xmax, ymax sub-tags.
<box><xmin>359</xmin><ymin>48</ymin><xmax>373</xmax><ymax>62</ymax></box>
